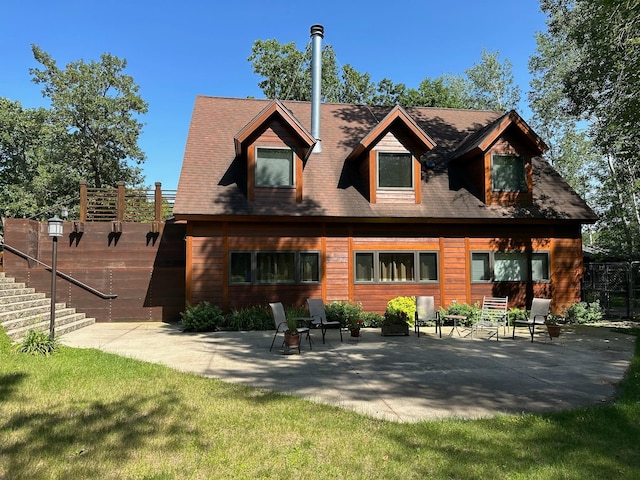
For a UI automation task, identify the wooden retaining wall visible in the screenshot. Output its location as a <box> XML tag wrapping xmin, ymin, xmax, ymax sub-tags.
<box><xmin>3</xmin><ymin>218</ymin><xmax>185</xmax><ymax>322</ymax></box>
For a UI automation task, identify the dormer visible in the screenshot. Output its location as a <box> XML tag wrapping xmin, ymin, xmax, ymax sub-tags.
<box><xmin>345</xmin><ymin>105</ymin><xmax>436</xmax><ymax>204</ymax></box>
<box><xmin>452</xmin><ymin>110</ymin><xmax>548</xmax><ymax>206</ymax></box>
<box><xmin>234</xmin><ymin>99</ymin><xmax>316</xmax><ymax>203</ymax></box>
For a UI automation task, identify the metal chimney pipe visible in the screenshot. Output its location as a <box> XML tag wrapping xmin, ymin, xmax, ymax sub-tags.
<box><xmin>310</xmin><ymin>24</ymin><xmax>323</xmax><ymax>153</ymax></box>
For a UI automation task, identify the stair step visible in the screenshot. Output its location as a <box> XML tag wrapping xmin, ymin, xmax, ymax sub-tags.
<box><xmin>0</xmin><ymin>292</ymin><xmax>47</xmax><ymax>306</ymax></box>
<box><xmin>0</xmin><ymin>272</ymin><xmax>96</xmax><ymax>343</ymax></box>
<box><xmin>0</xmin><ymin>280</ymin><xmax>27</xmax><ymax>290</ymax></box>
<box><xmin>6</xmin><ymin>313</ymin><xmax>93</xmax><ymax>341</ymax></box>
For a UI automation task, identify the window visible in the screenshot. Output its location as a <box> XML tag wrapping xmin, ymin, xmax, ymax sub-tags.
<box><xmin>257</xmin><ymin>252</ymin><xmax>295</xmax><ymax>283</ymax></box>
<box><xmin>491</xmin><ymin>154</ymin><xmax>526</xmax><ymax>192</ymax></box>
<box><xmin>230</xmin><ymin>252</ymin><xmax>252</xmax><ymax>283</ymax></box>
<box><xmin>494</xmin><ymin>252</ymin><xmax>527</xmax><ymax>282</ymax></box>
<box><xmin>229</xmin><ymin>251</ymin><xmax>320</xmax><ymax>284</ymax></box>
<box><xmin>419</xmin><ymin>253</ymin><xmax>438</xmax><ymax>281</ymax></box>
<box><xmin>470</xmin><ymin>251</ymin><xmax>550</xmax><ymax>283</ymax></box>
<box><xmin>377</xmin><ymin>152</ymin><xmax>413</xmax><ymax>189</ymax></box>
<box><xmin>255</xmin><ymin>147</ymin><xmax>294</xmax><ymax>187</ymax></box>
<box><xmin>471</xmin><ymin>252</ymin><xmax>491</xmax><ymax>282</ymax></box>
<box><xmin>531</xmin><ymin>253</ymin><xmax>550</xmax><ymax>281</ymax></box>
<box><xmin>354</xmin><ymin>251</ymin><xmax>438</xmax><ymax>283</ymax></box>
<box><xmin>355</xmin><ymin>253</ymin><xmax>374</xmax><ymax>282</ymax></box>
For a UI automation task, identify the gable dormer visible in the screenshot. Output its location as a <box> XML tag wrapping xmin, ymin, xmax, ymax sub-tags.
<box><xmin>452</xmin><ymin>110</ymin><xmax>547</xmax><ymax>206</ymax></box>
<box><xmin>234</xmin><ymin>99</ymin><xmax>316</xmax><ymax>203</ymax></box>
<box><xmin>345</xmin><ymin>105</ymin><xmax>436</xmax><ymax>204</ymax></box>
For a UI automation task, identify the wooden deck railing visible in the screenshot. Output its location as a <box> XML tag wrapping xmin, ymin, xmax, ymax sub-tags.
<box><xmin>79</xmin><ymin>181</ymin><xmax>176</xmax><ymax>223</ymax></box>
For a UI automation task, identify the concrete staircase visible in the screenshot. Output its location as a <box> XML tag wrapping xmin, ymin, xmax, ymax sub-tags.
<box><xmin>0</xmin><ymin>272</ymin><xmax>95</xmax><ymax>343</ymax></box>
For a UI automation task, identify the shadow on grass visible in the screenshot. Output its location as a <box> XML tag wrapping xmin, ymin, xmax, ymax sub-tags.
<box><xmin>0</xmin><ymin>373</ymin><xmax>26</xmax><ymax>401</ymax></box>
<box><xmin>1</xmin><ymin>389</ymin><xmax>190</xmax><ymax>478</ymax></box>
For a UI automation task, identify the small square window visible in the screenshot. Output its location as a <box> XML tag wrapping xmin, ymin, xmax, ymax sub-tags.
<box><xmin>355</xmin><ymin>253</ymin><xmax>374</xmax><ymax>282</ymax></box>
<box><xmin>492</xmin><ymin>154</ymin><xmax>526</xmax><ymax>192</ymax></box>
<box><xmin>300</xmin><ymin>253</ymin><xmax>320</xmax><ymax>282</ymax></box>
<box><xmin>378</xmin><ymin>152</ymin><xmax>413</xmax><ymax>189</ymax></box>
<box><xmin>256</xmin><ymin>147</ymin><xmax>294</xmax><ymax>187</ymax></box>
<box><xmin>419</xmin><ymin>253</ymin><xmax>438</xmax><ymax>281</ymax></box>
<box><xmin>471</xmin><ymin>252</ymin><xmax>491</xmax><ymax>282</ymax></box>
<box><xmin>230</xmin><ymin>252</ymin><xmax>252</xmax><ymax>283</ymax></box>
<box><xmin>531</xmin><ymin>253</ymin><xmax>550</xmax><ymax>281</ymax></box>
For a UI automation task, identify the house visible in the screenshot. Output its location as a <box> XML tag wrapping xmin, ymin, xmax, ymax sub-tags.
<box><xmin>173</xmin><ymin>93</ymin><xmax>597</xmax><ymax>314</ymax></box>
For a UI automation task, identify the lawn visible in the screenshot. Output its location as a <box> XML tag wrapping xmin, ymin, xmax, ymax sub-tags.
<box><xmin>1</xmin><ymin>327</ymin><xmax>639</xmax><ymax>479</ymax></box>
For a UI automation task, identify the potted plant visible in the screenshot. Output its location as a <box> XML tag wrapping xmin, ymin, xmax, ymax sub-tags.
<box><xmin>284</xmin><ymin>317</ymin><xmax>301</xmax><ymax>348</ymax></box>
<box><xmin>381</xmin><ymin>309</ymin><xmax>410</xmax><ymax>336</ymax></box>
<box><xmin>545</xmin><ymin>314</ymin><xmax>563</xmax><ymax>339</ymax></box>
<box><xmin>348</xmin><ymin>318</ymin><xmax>363</xmax><ymax>337</ymax></box>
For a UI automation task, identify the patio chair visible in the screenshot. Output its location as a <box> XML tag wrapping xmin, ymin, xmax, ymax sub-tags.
<box><xmin>269</xmin><ymin>302</ymin><xmax>311</xmax><ymax>353</ymax></box>
<box><xmin>512</xmin><ymin>298</ymin><xmax>552</xmax><ymax>342</ymax></box>
<box><xmin>307</xmin><ymin>298</ymin><xmax>343</xmax><ymax>344</ymax></box>
<box><xmin>415</xmin><ymin>296</ymin><xmax>440</xmax><ymax>337</ymax></box>
<box><xmin>471</xmin><ymin>296</ymin><xmax>508</xmax><ymax>341</ymax></box>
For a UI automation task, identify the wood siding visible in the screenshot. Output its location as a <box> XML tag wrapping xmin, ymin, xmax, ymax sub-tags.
<box><xmin>184</xmin><ymin>220</ymin><xmax>584</xmax><ymax>314</ymax></box>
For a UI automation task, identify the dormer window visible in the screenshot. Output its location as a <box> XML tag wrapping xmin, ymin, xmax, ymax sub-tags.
<box><xmin>377</xmin><ymin>152</ymin><xmax>413</xmax><ymax>189</ymax></box>
<box><xmin>256</xmin><ymin>147</ymin><xmax>294</xmax><ymax>187</ymax></box>
<box><xmin>491</xmin><ymin>154</ymin><xmax>527</xmax><ymax>192</ymax></box>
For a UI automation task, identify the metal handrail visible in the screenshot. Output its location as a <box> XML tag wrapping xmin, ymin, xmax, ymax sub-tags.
<box><xmin>1</xmin><ymin>243</ymin><xmax>117</xmax><ymax>300</ymax></box>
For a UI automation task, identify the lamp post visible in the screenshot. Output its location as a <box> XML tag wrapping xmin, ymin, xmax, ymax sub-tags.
<box><xmin>48</xmin><ymin>215</ymin><xmax>64</xmax><ymax>340</ymax></box>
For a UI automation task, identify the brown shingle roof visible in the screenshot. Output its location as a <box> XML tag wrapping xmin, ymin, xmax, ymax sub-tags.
<box><xmin>174</xmin><ymin>96</ymin><xmax>597</xmax><ymax>223</ymax></box>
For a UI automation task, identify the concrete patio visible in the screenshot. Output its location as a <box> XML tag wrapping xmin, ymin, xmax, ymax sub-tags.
<box><xmin>61</xmin><ymin>322</ymin><xmax>637</xmax><ymax>423</ymax></box>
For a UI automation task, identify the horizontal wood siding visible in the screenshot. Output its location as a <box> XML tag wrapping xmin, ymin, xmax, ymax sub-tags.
<box><xmin>325</xmin><ymin>236</ymin><xmax>350</xmax><ymax>302</ymax></box>
<box><xmin>441</xmin><ymin>238</ymin><xmax>467</xmax><ymax>307</ymax></box>
<box><xmin>376</xmin><ymin>190</ymin><xmax>416</xmax><ymax>204</ymax></box>
<box><xmin>551</xmin><ymin>238</ymin><xmax>583</xmax><ymax>310</ymax></box>
<box><xmin>353</xmin><ymin>284</ymin><xmax>441</xmax><ymax>314</ymax></box>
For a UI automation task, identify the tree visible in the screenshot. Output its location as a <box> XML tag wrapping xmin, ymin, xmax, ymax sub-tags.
<box><xmin>465</xmin><ymin>49</ymin><xmax>521</xmax><ymax>111</ymax></box>
<box><xmin>30</xmin><ymin>45</ymin><xmax>148</xmax><ymax>188</ymax></box>
<box><xmin>249</xmin><ymin>39</ymin><xmax>519</xmax><ymax>113</ymax></box>
<box><xmin>532</xmin><ymin>0</ymin><xmax>640</xmax><ymax>257</ymax></box>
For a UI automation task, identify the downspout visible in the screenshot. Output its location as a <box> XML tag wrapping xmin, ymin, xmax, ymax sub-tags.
<box><xmin>310</xmin><ymin>24</ymin><xmax>323</xmax><ymax>153</ymax></box>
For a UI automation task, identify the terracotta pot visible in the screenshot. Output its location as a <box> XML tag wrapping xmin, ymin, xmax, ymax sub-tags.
<box><xmin>546</xmin><ymin>324</ymin><xmax>561</xmax><ymax>338</ymax></box>
<box><xmin>350</xmin><ymin>328</ymin><xmax>360</xmax><ymax>337</ymax></box>
<box><xmin>284</xmin><ymin>331</ymin><xmax>300</xmax><ymax>348</ymax></box>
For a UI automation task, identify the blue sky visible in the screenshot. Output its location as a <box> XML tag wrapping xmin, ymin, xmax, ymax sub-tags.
<box><xmin>1</xmin><ymin>0</ymin><xmax>547</xmax><ymax>191</ymax></box>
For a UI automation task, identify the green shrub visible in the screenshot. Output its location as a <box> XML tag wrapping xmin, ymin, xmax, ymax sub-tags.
<box><xmin>382</xmin><ymin>309</ymin><xmax>409</xmax><ymax>326</ymax></box>
<box><xmin>14</xmin><ymin>330</ymin><xmax>58</xmax><ymax>356</ymax></box>
<box><xmin>387</xmin><ymin>296</ymin><xmax>416</xmax><ymax>326</ymax></box>
<box><xmin>324</xmin><ymin>301</ymin><xmax>362</xmax><ymax>327</ymax></box>
<box><xmin>441</xmin><ymin>302</ymin><xmax>480</xmax><ymax>327</ymax></box>
<box><xmin>360</xmin><ymin>311</ymin><xmax>384</xmax><ymax>328</ymax></box>
<box><xmin>181</xmin><ymin>302</ymin><xmax>224</xmax><ymax>332</ymax></box>
<box><xmin>508</xmin><ymin>307</ymin><xmax>528</xmax><ymax>326</ymax></box>
<box><xmin>226</xmin><ymin>305</ymin><xmax>273</xmax><ymax>331</ymax></box>
<box><xmin>563</xmin><ymin>301</ymin><xmax>603</xmax><ymax>324</ymax></box>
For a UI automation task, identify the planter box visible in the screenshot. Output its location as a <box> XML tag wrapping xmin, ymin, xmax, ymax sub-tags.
<box><xmin>381</xmin><ymin>323</ymin><xmax>409</xmax><ymax>336</ymax></box>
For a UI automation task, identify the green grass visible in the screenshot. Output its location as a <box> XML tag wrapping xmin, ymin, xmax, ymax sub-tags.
<box><xmin>1</xmin><ymin>328</ymin><xmax>639</xmax><ymax>479</ymax></box>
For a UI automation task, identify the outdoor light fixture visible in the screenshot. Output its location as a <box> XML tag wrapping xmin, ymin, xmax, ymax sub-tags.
<box><xmin>47</xmin><ymin>214</ymin><xmax>64</xmax><ymax>339</ymax></box>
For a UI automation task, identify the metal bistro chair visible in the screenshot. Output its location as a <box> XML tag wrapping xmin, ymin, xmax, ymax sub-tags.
<box><xmin>415</xmin><ymin>296</ymin><xmax>440</xmax><ymax>337</ymax></box>
<box><xmin>269</xmin><ymin>302</ymin><xmax>311</xmax><ymax>353</ymax></box>
<box><xmin>307</xmin><ymin>298</ymin><xmax>343</xmax><ymax>344</ymax></box>
<box><xmin>512</xmin><ymin>298</ymin><xmax>552</xmax><ymax>342</ymax></box>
